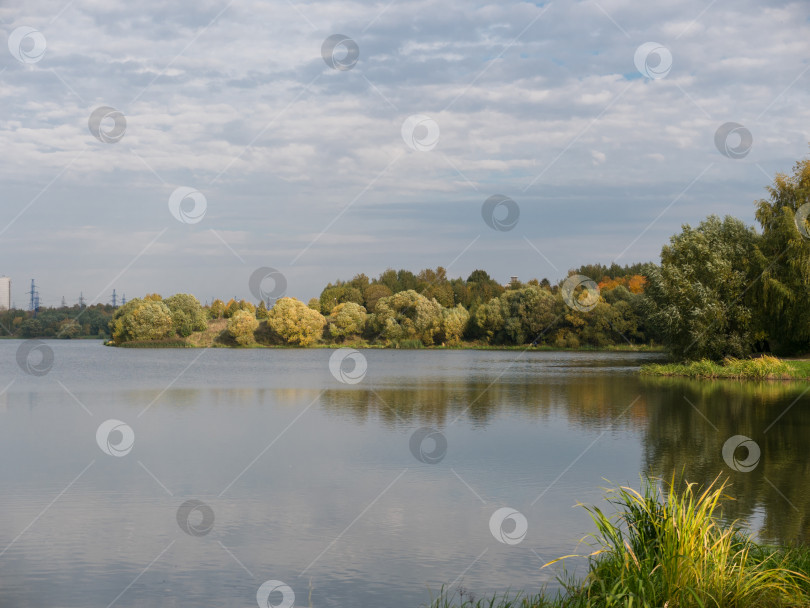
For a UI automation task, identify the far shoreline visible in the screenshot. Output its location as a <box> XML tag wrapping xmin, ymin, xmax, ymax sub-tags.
<box><xmin>105</xmin><ymin>339</ymin><xmax>666</xmax><ymax>353</ymax></box>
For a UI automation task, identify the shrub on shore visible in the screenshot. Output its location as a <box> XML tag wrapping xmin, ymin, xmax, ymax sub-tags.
<box><xmin>265</xmin><ymin>297</ymin><xmax>326</xmax><ymax>346</ymax></box>
<box><xmin>228</xmin><ymin>309</ymin><xmax>259</xmax><ymax>346</ymax></box>
<box><xmin>640</xmin><ymin>356</ymin><xmax>806</xmax><ymax>380</ymax></box>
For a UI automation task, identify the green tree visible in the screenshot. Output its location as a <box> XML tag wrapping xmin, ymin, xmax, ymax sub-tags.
<box><xmin>256</xmin><ymin>301</ymin><xmax>269</xmax><ymax>320</ymax></box>
<box><xmin>209</xmin><ymin>299</ymin><xmax>226</xmax><ymax>319</ymax></box>
<box><xmin>224</xmin><ymin>299</ymin><xmax>239</xmax><ymax>318</ymax></box>
<box><xmin>752</xmin><ymin>156</ymin><xmax>810</xmax><ymax>353</ymax></box>
<box><xmin>19</xmin><ymin>319</ymin><xmax>43</xmax><ymax>338</ymax></box>
<box><xmin>644</xmin><ymin>215</ymin><xmax>759</xmax><ymax>360</ymax></box>
<box><xmin>363</xmin><ymin>284</ymin><xmax>392</xmax><ymax>313</ymax></box>
<box><xmin>440</xmin><ymin>304</ymin><xmax>470</xmax><ymax>345</ymax></box>
<box><xmin>164</xmin><ymin>293</ymin><xmax>207</xmax><ymax>337</ymax></box>
<box><xmin>110</xmin><ymin>298</ymin><xmax>174</xmax><ymax>344</ymax></box>
<box><xmin>319</xmin><ymin>283</ymin><xmax>364</xmax><ymax>314</ymax></box>
<box><xmin>371</xmin><ymin>290</ymin><xmax>443</xmax><ymax>345</ymax></box>
<box><xmin>307</xmin><ymin>298</ymin><xmax>321</xmax><ymax>313</ymax></box>
<box><xmin>464</xmin><ymin>269</ymin><xmax>505</xmax><ymax>308</ymax></box>
<box><xmin>378</xmin><ymin>268</ymin><xmax>400</xmax><ymax>293</ymax></box>
<box><xmin>420</xmin><ymin>266</ymin><xmax>455</xmax><ymax>307</ymax></box>
<box><xmin>327</xmin><ymin>302</ymin><xmax>368</xmax><ymax>341</ymax></box>
<box><xmin>228</xmin><ymin>309</ymin><xmax>259</xmax><ymax>345</ymax></box>
<box><xmin>266</xmin><ymin>298</ymin><xmax>326</xmax><ymax>346</ymax></box>
<box><xmin>474</xmin><ymin>286</ymin><xmax>557</xmax><ymax>344</ymax></box>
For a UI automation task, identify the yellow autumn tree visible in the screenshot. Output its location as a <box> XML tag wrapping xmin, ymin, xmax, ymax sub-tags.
<box><xmin>266</xmin><ymin>297</ymin><xmax>326</xmax><ymax>346</ymax></box>
<box><xmin>228</xmin><ymin>309</ymin><xmax>259</xmax><ymax>346</ymax></box>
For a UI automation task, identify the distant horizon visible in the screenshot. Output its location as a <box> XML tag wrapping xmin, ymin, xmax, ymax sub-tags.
<box><xmin>0</xmin><ymin>257</ymin><xmax>655</xmax><ymax>309</ymax></box>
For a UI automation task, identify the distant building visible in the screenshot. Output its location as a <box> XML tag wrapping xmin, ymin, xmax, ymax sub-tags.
<box><xmin>0</xmin><ymin>277</ymin><xmax>10</xmax><ymax>311</ymax></box>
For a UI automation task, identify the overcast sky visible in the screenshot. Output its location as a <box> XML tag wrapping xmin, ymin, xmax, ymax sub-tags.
<box><xmin>1</xmin><ymin>0</ymin><xmax>808</xmax><ymax>307</ymax></box>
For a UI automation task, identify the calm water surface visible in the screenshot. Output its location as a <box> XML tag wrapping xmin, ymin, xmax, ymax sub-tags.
<box><xmin>1</xmin><ymin>341</ymin><xmax>809</xmax><ymax>608</ymax></box>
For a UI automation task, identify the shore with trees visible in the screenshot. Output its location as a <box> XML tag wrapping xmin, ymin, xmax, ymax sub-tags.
<box><xmin>104</xmin><ymin>155</ymin><xmax>810</xmax><ymax>369</ymax></box>
<box><xmin>106</xmin><ymin>266</ymin><xmax>652</xmax><ymax>350</ymax></box>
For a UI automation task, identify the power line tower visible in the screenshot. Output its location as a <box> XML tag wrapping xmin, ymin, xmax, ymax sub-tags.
<box><xmin>111</xmin><ymin>289</ymin><xmax>118</xmax><ymax>308</ymax></box>
<box><xmin>79</xmin><ymin>292</ymin><xmax>86</xmax><ymax>308</ymax></box>
<box><xmin>61</xmin><ymin>296</ymin><xmax>67</xmax><ymax>308</ymax></box>
<box><xmin>121</xmin><ymin>294</ymin><xmax>127</xmax><ymax>306</ymax></box>
<box><xmin>27</xmin><ymin>279</ymin><xmax>40</xmax><ymax>316</ymax></box>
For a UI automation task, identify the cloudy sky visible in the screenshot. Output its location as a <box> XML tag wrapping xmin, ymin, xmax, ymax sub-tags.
<box><xmin>1</xmin><ymin>0</ymin><xmax>808</xmax><ymax>306</ymax></box>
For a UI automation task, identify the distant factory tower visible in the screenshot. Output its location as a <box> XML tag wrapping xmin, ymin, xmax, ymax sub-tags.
<box><xmin>0</xmin><ymin>277</ymin><xmax>10</xmax><ymax>311</ymax></box>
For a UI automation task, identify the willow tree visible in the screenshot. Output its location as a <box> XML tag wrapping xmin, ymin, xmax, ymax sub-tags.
<box><xmin>753</xmin><ymin>156</ymin><xmax>810</xmax><ymax>353</ymax></box>
<box><xmin>644</xmin><ymin>215</ymin><xmax>759</xmax><ymax>360</ymax></box>
<box><xmin>370</xmin><ymin>290</ymin><xmax>443</xmax><ymax>345</ymax></box>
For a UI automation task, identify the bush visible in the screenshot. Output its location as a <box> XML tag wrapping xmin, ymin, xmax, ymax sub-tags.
<box><xmin>164</xmin><ymin>293</ymin><xmax>207</xmax><ymax>336</ymax></box>
<box><xmin>327</xmin><ymin>302</ymin><xmax>367</xmax><ymax>341</ymax></box>
<box><xmin>110</xmin><ymin>298</ymin><xmax>174</xmax><ymax>344</ymax></box>
<box><xmin>227</xmin><ymin>309</ymin><xmax>259</xmax><ymax>345</ymax></box>
<box><xmin>371</xmin><ymin>289</ymin><xmax>443</xmax><ymax>346</ymax></box>
<box><xmin>440</xmin><ymin>304</ymin><xmax>469</xmax><ymax>345</ymax></box>
<box><xmin>266</xmin><ymin>297</ymin><xmax>326</xmax><ymax>346</ymax></box>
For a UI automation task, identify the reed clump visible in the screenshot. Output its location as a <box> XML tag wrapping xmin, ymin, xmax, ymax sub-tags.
<box><xmin>429</xmin><ymin>476</ymin><xmax>810</xmax><ymax>608</ymax></box>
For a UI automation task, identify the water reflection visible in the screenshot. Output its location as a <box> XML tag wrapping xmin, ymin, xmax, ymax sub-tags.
<box><xmin>640</xmin><ymin>376</ymin><xmax>810</xmax><ymax>544</ymax></box>
<box><xmin>318</xmin><ymin>372</ymin><xmax>810</xmax><ymax>545</ymax></box>
<box><xmin>2</xmin><ymin>343</ymin><xmax>810</xmax><ymax>608</ymax></box>
<box><xmin>322</xmin><ymin>376</ymin><xmax>649</xmax><ymax>431</ymax></box>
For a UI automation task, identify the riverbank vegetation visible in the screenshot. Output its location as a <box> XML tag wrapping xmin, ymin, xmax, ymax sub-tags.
<box><xmin>0</xmin><ymin>303</ymin><xmax>113</xmax><ymax>339</ymax></box>
<box><xmin>428</xmin><ymin>477</ymin><xmax>810</xmax><ymax>608</ymax></box>
<box><xmin>102</xmin><ymin>155</ymin><xmax>810</xmax><ymax>360</ymax></box>
<box><xmin>641</xmin><ymin>356</ymin><xmax>810</xmax><ymax>380</ymax></box>
<box><xmin>108</xmin><ymin>265</ymin><xmax>653</xmax><ymax>349</ymax></box>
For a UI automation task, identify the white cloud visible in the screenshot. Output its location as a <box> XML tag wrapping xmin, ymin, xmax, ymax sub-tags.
<box><xmin>0</xmin><ymin>0</ymin><xmax>808</xmax><ymax>301</ymax></box>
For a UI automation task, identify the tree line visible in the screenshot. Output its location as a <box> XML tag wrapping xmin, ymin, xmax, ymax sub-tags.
<box><xmin>0</xmin><ymin>304</ymin><xmax>113</xmax><ymax>339</ymax></box>
<box><xmin>107</xmin><ymin>263</ymin><xmax>651</xmax><ymax>349</ymax></box>
<box><xmin>11</xmin><ymin>155</ymin><xmax>810</xmax><ymax>360</ymax></box>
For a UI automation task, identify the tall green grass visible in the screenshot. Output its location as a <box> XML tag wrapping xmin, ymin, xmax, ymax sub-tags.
<box><xmin>641</xmin><ymin>356</ymin><xmax>810</xmax><ymax>380</ymax></box>
<box><xmin>428</xmin><ymin>477</ymin><xmax>810</xmax><ymax>608</ymax></box>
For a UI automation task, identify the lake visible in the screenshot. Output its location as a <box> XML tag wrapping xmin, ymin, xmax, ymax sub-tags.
<box><xmin>1</xmin><ymin>341</ymin><xmax>809</xmax><ymax>608</ymax></box>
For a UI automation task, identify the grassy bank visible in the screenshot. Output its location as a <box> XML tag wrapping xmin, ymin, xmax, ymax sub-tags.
<box><xmin>640</xmin><ymin>356</ymin><xmax>810</xmax><ymax>380</ymax></box>
<box><xmin>429</xmin><ymin>477</ymin><xmax>810</xmax><ymax>608</ymax></box>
